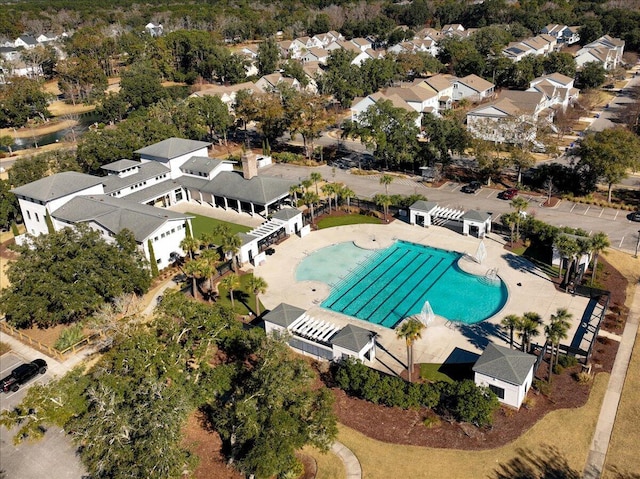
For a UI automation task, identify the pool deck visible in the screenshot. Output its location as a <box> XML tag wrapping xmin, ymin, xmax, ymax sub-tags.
<box><xmin>253</xmin><ymin>221</ymin><xmax>590</xmax><ymax>376</ymax></box>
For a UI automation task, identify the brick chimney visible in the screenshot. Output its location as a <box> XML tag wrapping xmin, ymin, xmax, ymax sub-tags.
<box><xmin>241</xmin><ymin>151</ymin><xmax>258</xmax><ymax>180</ymax></box>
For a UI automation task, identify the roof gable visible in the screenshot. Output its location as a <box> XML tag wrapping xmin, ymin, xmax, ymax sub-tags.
<box><xmin>11</xmin><ymin>172</ymin><xmax>104</xmax><ymax>202</ymax></box>
<box><xmin>473</xmin><ymin>343</ymin><xmax>535</xmax><ymax>385</ymax></box>
<box><xmin>263</xmin><ymin>303</ymin><xmax>306</xmax><ymax>328</ymax></box>
<box><xmin>51</xmin><ymin>195</ymin><xmax>191</xmax><ymax>242</ymax></box>
<box><xmin>330</xmin><ymin>324</ymin><xmax>375</xmax><ymax>352</ymax></box>
<box><xmin>134</xmin><ymin>138</ymin><xmax>211</xmax><ymax>160</ymax></box>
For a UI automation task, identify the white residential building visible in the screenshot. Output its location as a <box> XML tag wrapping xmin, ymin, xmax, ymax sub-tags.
<box><xmin>575</xmin><ymin>35</ymin><xmax>625</xmax><ymax>70</ymax></box>
<box><xmin>452</xmin><ymin>74</ymin><xmax>495</xmax><ymax>102</ymax></box>
<box><xmin>541</xmin><ymin>24</ymin><xmax>580</xmax><ymax>45</ymax></box>
<box><xmin>527</xmin><ymin>72</ymin><xmax>579</xmax><ymax>110</ymax></box>
<box><xmin>466</xmin><ymin>90</ymin><xmax>550</xmax><ymax>144</ymax></box>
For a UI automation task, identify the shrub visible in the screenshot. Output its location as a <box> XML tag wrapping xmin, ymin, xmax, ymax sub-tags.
<box><xmin>522</xmin><ymin>396</ymin><xmax>536</xmax><ymax>409</ymax></box>
<box><xmin>423</xmin><ymin>415</ymin><xmax>441</xmax><ymax>428</ymax></box>
<box><xmin>557</xmin><ymin>354</ymin><xmax>578</xmax><ymax>368</ymax></box>
<box><xmin>533</xmin><ymin>379</ymin><xmax>552</xmax><ymax>396</ymax></box>
<box><xmin>437</xmin><ymin>380</ymin><xmax>499</xmax><ymax>427</ymax></box>
<box><xmin>575</xmin><ymin>371</ymin><xmax>593</xmax><ymax>384</ymax></box>
<box><xmin>54</xmin><ymin>323</ymin><xmax>85</xmax><ymax>351</ymax></box>
<box><xmin>272</xmin><ymin>151</ymin><xmax>305</xmax><ymax>164</ymax></box>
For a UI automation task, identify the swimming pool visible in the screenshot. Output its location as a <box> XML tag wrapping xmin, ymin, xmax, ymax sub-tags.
<box><xmin>297</xmin><ymin>240</ymin><xmax>508</xmax><ymax>328</ymax></box>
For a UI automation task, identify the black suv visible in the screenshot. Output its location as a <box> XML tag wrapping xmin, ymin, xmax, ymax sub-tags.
<box><xmin>461</xmin><ymin>181</ymin><xmax>482</xmax><ymax>193</ymax></box>
<box><xmin>1</xmin><ymin>359</ymin><xmax>47</xmax><ymax>393</ymax></box>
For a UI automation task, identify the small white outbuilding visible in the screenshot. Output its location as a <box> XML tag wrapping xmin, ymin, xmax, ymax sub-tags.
<box><xmin>473</xmin><ymin>343</ymin><xmax>536</xmax><ymax>409</ymax></box>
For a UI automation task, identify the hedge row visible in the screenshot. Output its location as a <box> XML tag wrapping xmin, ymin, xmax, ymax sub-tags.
<box><xmin>333</xmin><ymin>358</ymin><xmax>499</xmax><ymax>427</ymax></box>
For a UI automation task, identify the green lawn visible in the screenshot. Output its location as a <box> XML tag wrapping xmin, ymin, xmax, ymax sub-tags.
<box><xmin>419</xmin><ymin>363</ymin><xmax>455</xmax><ymax>383</ymax></box>
<box><xmin>216</xmin><ymin>272</ymin><xmax>266</xmax><ymax>317</ymax></box>
<box><xmin>187</xmin><ymin>212</ymin><xmax>251</xmax><ymax>244</ymax></box>
<box><xmin>317</xmin><ymin>214</ymin><xmax>383</xmax><ymax>229</ymax></box>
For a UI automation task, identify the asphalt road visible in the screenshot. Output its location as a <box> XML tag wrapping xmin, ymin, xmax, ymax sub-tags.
<box><xmin>0</xmin><ymin>352</ymin><xmax>87</xmax><ymax>479</ymax></box>
<box><xmin>588</xmin><ymin>68</ymin><xmax>640</xmax><ymax>132</ymax></box>
<box><xmin>262</xmin><ymin>162</ymin><xmax>640</xmax><ymax>254</ymax></box>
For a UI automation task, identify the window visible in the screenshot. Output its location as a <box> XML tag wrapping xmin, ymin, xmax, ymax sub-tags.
<box><xmin>161</xmin><ymin>232</ymin><xmax>166</xmax><ymax>238</ymax></box>
<box><xmin>156</xmin><ymin>258</ymin><xmax>161</xmax><ymax>264</ymax></box>
<box><xmin>26</xmin><ymin>210</ymin><xmax>31</xmax><ymax>220</ymax></box>
<box><xmin>489</xmin><ymin>384</ymin><xmax>505</xmax><ymax>399</ymax></box>
<box><xmin>171</xmin><ymin>228</ymin><xmax>175</xmax><ymax>234</ymax></box>
<box><xmin>154</xmin><ymin>236</ymin><xmax>159</xmax><ymax>242</ymax></box>
<box><xmin>35</xmin><ymin>213</ymin><xmax>39</xmax><ymax>222</ymax></box>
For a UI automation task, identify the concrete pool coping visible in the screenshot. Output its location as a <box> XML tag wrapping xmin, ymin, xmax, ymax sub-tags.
<box><xmin>253</xmin><ymin>221</ymin><xmax>590</xmax><ymax>374</ymax></box>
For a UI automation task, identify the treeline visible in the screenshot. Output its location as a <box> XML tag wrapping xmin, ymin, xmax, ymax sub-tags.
<box><xmin>2</xmin><ymin>0</ymin><xmax>640</xmax><ymax>51</ymax></box>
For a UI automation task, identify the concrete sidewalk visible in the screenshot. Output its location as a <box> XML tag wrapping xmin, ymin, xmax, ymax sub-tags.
<box><xmin>583</xmin><ymin>281</ymin><xmax>639</xmax><ymax>479</ymax></box>
<box><xmin>331</xmin><ymin>441</ymin><xmax>362</xmax><ymax>479</ymax></box>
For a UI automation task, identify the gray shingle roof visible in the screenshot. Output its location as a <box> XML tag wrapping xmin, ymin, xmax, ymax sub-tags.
<box><xmin>11</xmin><ymin>172</ymin><xmax>104</xmax><ymax>202</ymax></box>
<box><xmin>123</xmin><ymin>179</ymin><xmax>183</xmax><ymax>204</ymax></box>
<box><xmin>180</xmin><ymin>156</ymin><xmax>230</xmax><ymax>175</ymax></box>
<box><xmin>101</xmin><ymin>162</ymin><xmax>170</xmax><ymax>194</ymax></box>
<box><xmin>272</xmin><ymin>208</ymin><xmax>302</xmax><ymax>221</ymax></box>
<box><xmin>410</xmin><ymin>200</ymin><xmax>438</xmax><ymax>213</ymax></box>
<box><xmin>102</xmin><ymin>159</ymin><xmax>141</xmax><ymax>172</ymax></box>
<box><xmin>263</xmin><ymin>303</ymin><xmax>306</xmax><ymax>328</ymax></box>
<box><xmin>473</xmin><ymin>343</ymin><xmax>535</xmax><ymax>386</ymax></box>
<box><xmin>462</xmin><ymin>210</ymin><xmax>491</xmax><ymax>222</ymax></box>
<box><xmin>51</xmin><ymin>195</ymin><xmax>191</xmax><ymax>242</ymax></box>
<box><xmin>330</xmin><ymin>324</ymin><xmax>375</xmax><ymax>352</ymax></box>
<box><xmin>201</xmin><ymin>171</ymin><xmax>296</xmax><ymax>205</ymax></box>
<box><xmin>176</xmin><ymin>175</ymin><xmax>209</xmax><ymax>190</ymax></box>
<box><xmin>134</xmin><ymin>138</ymin><xmax>211</xmax><ymax>160</ymax></box>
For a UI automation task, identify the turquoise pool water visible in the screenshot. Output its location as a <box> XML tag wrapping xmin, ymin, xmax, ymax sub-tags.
<box><xmin>297</xmin><ymin>241</ymin><xmax>508</xmax><ymax>328</ymax></box>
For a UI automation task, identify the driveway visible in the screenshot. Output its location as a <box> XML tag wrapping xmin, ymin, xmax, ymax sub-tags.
<box><xmin>0</xmin><ymin>351</ymin><xmax>87</xmax><ymax>479</ymax></box>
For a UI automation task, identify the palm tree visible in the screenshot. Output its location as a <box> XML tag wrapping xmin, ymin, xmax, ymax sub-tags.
<box><xmin>589</xmin><ymin>232</ymin><xmax>610</xmax><ymax>285</ymax></box>
<box><xmin>396</xmin><ymin>318</ymin><xmax>425</xmax><ymax>382</ymax></box>
<box><xmin>310</xmin><ymin>171</ymin><xmax>323</xmax><ymax>195</ymax></box>
<box><xmin>180</xmin><ymin>236</ymin><xmax>200</xmax><ymax>261</ymax></box>
<box><xmin>340</xmin><ymin>186</ymin><xmax>356</xmax><ymax>211</ymax></box>
<box><xmin>200</xmin><ymin>249</ymin><xmax>220</xmax><ymax>298</ymax></box>
<box><xmin>374</xmin><ymin>193</ymin><xmax>393</xmax><ymax>222</ymax></box>
<box><xmin>510</xmin><ymin>196</ymin><xmax>529</xmax><ymax>241</ymax></box>
<box><xmin>213</xmin><ymin>223</ymin><xmax>231</xmax><ymax>240</ymax></box>
<box><xmin>221</xmin><ymin>233</ymin><xmax>242</xmax><ymax>272</ymax></box>
<box><xmin>321</xmin><ymin>183</ymin><xmax>336</xmax><ymax>212</ymax></box>
<box><xmin>379</xmin><ymin>174</ymin><xmax>394</xmax><ymax>195</ymax></box>
<box><xmin>184</xmin><ymin>258</ymin><xmax>206</xmax><ymax>299</ymax></box>
<box><xmin>289</xmin><ymin>184</ymin><xmax>301</xmax><ymax>206</ymax></box>
<box><xmin>517</xmin><ymin>312</ymin><xmax>541</xmax><ymax>353</ymax></box>
<box><xmin>501</xmin><ymin>314</ymin><xmax>521</xmax><ymax>349</ymax></box>
<box><xmin>301</xmin><ymin>178</ymin><xmax>313</xmax><ymax>193</ymax></box>
<box><xmin>554</xmin><ymin>235</ymin><xmax>579</xmax><ymax>280</ymax></box>
<box><xmin>220</xmin><ymin>273</ymin><xmax>240</xmax><ymax>309</ymax></box>
<box><xmin>544</xmin><ymin>309</ymin><xmax>572</xmax><ymax>381</ymax></box>
<box><xmin>303</xmin><ymin>190</ymin><xmax>319</xmax><ymax>224</ymax></box>
<box><xmin>247</xmin><ymin>275</ymin><xmax>268</xmax><ymax>316</ymax></box>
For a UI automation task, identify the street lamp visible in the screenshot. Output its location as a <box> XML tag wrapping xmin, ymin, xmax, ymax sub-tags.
<box><xmin>635</xmin><ymin>230</ymin><xmax>640</xmax><ymax>258</ymax></box>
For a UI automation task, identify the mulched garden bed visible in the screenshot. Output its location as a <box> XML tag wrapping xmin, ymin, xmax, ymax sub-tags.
<box><xmin>331</xmin><ymin>334</ymin><xmax>617</xmax><ymax>450</ymax></box>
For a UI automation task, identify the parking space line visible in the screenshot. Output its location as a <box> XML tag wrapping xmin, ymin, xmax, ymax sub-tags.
<box><xmin>485</xmin><ymin>190</ymin><xmax>494</xmax><ymax>198</ymax></box>
<box><xmin>570</xmin><ymin>204</ymin><xmax>577</xmax><ymax>212</ymax></box>
<box><xmin>583</xmin><ymin>206</ymin><xmax>590</xmax><ymax>215</ymax></box>
<box><xmin>619</xmin><ymin>236</ymin><xmax>625</xmax><ymax>248</ymax></box>
<box><xmin>614</xmin><ymin>210</ymin><xmax>619</xmax><ymax>220</ymax></box>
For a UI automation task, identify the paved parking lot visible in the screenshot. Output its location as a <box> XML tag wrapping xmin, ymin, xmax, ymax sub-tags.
<box><xmin>0</xmin><ymin>352</ymin><xmax>87</xmax><ymax>479</ymax></box>
<box><xmin>1</xmin><ymin>352</ymin><xmax>51</xmax><ymax>412</ymax></box>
